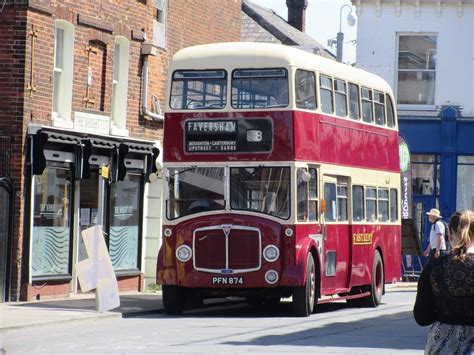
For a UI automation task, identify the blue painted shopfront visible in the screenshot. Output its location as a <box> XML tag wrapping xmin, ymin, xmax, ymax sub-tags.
<box><xmin>399</xmin><ymin>106</ymin><xmax>474</xmax><ymax>270</ymax></box>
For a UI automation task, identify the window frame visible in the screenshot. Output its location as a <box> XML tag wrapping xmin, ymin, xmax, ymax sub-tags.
<box><xmin>231</xmin><ymin>68</ymin><xmax>289</xmax><ymax>109</ymax></box>
<box><xmin>334</xmin><ymin>79</ymin><xmax>348</xmax><ymax>118</ymax></box>
<box><xmin>111</xmin><ymin>36</ymin><xmax>130</xmax><ymax>136</ymax></box>
<box><xmin>52</xmin><ymin>20</ymin><xmax>74</xmax><ymax>126</ymax></box>
<box><xmin>361</xmin><ymin>86</ymin><xmax>373</xmax><ymax>123</ymax></box>
<box><xmin>374</xmin><ymin>90</ymin><xmax>386</xmax><ymax>126</ymax></box>
<box><xmin>377</xmin><ymin>188</ymin><xmax>389</xmax><ymax>222</ymax></box>
<box><xmin>365</xmin><ymin>186</ymin><xmax>377</xmax><ymax>222</ymax></box>
<box><xmin>352</xmin><ymin>185</ymin><xmax>365</xmax><ymax>222</ymax></box>
<box><xmin>396</xmin><ymin>33</ymin><xmax>437</xmax><ymax>110</ymax></box>
<box><xmin>348</xmin><ymin>82</ymin><xmax>361</xmax><ymax>120</ymax></box>
<box><xmin>319</xmin><ymin>74</ymin><xmax>334</xmax><ymax>114</ymax></box>
<box><xmin>295</xmin><ymin>69</ymin><xmax>317</xmax><ymax>110</ymax></box>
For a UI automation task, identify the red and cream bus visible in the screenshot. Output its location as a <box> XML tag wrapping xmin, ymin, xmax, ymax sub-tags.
<box><xmin>157</xmin><ymin>42</ymin><xmax>401</xmax><ymax>316</ymax></box>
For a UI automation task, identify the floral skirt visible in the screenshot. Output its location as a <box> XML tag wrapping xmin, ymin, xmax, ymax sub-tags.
<box><xmin>425</xmin><ymin>322</ymin><xmax>474</xmax><ymax>354</ymax></box>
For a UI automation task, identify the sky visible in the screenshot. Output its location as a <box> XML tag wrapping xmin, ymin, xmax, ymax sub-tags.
<box><xmin>251</xmin><ymin>0</ymin><xmax>357</xmax><ymax>64</ymax></box>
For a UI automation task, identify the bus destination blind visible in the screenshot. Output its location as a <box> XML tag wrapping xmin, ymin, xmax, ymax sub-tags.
<box><xmin>185</xmin><ymin>118</ymin><xmax>272</xmax><ymax>153</ymax></box>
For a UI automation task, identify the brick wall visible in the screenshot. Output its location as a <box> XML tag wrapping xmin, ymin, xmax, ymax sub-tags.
<box><xmin>1</xmin><ymin>0</ymin><xmax>242</xmax><ymax>301</ymax></box>
<box><xmin>0</xmin><ymin>5</ymin><xmax>27</xmax><ymax>301</ymax></box>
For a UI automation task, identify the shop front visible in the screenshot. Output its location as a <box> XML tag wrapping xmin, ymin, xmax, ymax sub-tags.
<box><xmin>24</xmin><ymin>124</ymin><xmax>159</xmax><ymax>300</ymax></box>
<box><xmin>399</xmin><ymin>106</ymin><xmax>474</xmax><ymax>257</ymax></box>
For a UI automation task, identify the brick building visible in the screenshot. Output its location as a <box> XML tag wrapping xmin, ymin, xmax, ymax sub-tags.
<box><xmin>0</xmin><ymin>0</ymin><xmax>241</xmax><ymax>302</ymax></box>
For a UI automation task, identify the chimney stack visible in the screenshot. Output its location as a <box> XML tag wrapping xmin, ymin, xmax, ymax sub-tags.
<box><xmin>286</xmin><ymin>0</ymin><xmax>308</xmax><ymax>32</ymax></box>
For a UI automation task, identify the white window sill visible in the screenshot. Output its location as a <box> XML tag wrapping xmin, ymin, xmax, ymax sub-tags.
<box><xmin>110</xmin><ymin>124</ymin><xmax>129</xmax><ymax>137</ymax></box>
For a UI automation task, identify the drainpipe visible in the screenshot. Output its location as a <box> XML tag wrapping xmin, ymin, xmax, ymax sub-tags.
<box><xmin>141</xmin><ymin>43</ymin><xmax>164</xmax><ymax>122</ymax></box>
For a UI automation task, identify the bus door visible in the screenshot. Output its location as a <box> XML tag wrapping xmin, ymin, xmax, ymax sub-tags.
<box><xmin>321</xmin><ymin>175</ymin><xmax>350</xmax><ymax>292</ymax></box>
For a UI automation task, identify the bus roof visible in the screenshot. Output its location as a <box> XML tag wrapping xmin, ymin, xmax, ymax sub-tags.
<box><xmin>169</xmin><ymin>42</ymin><xmax>393</xmax><ymax>94</ymax></box>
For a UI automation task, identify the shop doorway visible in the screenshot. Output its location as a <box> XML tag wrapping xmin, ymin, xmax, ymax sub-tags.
<box><xmin>0</xmin><ymin>178</ymin><xmax>12</xmax><ymax>302</ymax></box>
<box><xmin>74</xmin><ymin>168</ymin><xmax>107</xmax><ymax>292</ymax></box>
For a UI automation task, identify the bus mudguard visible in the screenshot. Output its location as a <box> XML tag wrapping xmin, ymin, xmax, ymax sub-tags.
<box><xmin>280</xmin><ymin>238</ymin><xmax>320</xmax><ymax>287</ymax></box>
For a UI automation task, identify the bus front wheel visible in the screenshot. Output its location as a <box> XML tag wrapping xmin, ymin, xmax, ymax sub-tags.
<box><xmin>292</xmin><ymin>254</ymin><xmax>317</xmax><ymax>317</ymax></box>
<box><xmin>162</xmin><ymin>285</ymin><xmax>185</xmax><ymax>315</ymax></box>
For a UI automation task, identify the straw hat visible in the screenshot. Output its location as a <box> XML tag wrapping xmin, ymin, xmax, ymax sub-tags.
<box><xmin>426</xmin><ymin>208</ymin><xmax>442</xmax><ymax>218</ymax></box>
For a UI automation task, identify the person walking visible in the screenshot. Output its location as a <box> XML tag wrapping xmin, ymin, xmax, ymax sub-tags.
<box><xmin>423</xmin><ymin>208</ymin><xmax>447</xmax><ymax>262</ymax></box>
<box><xmin>414</xmin><ymin>210</ymin><xmax>474</xmax><ymax>354</ymax></box>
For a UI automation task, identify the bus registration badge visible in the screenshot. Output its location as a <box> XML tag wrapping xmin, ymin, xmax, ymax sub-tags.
<box><xmin>212</xmin><ymin>276</ymin><xmax>244</xmax><ymax>285</ymax></box>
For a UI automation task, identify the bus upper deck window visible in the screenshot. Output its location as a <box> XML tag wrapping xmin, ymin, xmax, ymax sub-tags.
<box><xmin>374</xmin><ymin>91</ymin><xmax>386</xmax><ymax>126</ymax></box>
<box><xmin>319</xmin><ymin>75</ymin><xmax>334</xmax><ymax>114</ymax></box>
<box><xmin>348</xmin><ymin>83</ymin><xmax>360</xmax><ymax>120</ymax></box>
<box><xmin>170</xmin><ymin>70</ymin><xmax>227</xmax><ymax>110</ymax></box>
<box><xmin>334</xmin><ymin>79</ymin><xmax>347</xmax><ymax>117</ymax></box>
<box><xmin>295</xmin><ymin>69</ymin><xmax>317</xmax><ymax>110</ymax></box>
<box><xmin>361</xmin><ymin>87</ymin><xmax>373</xmax><ymax>123</ymax></box>
<box><xmin>231</xmin><ymin>68</ymin><xmax>289</xmax><ymax>109</ymax></box>
<box><xmin>386</xmin><ymin>94</ymin><xmax>396</xmax><ymax>128</ymax></box>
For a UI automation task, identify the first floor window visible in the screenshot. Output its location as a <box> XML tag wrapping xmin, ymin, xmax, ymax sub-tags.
<box><xmin>397</xmin><ymin>34</ymin><xmax>437</xmax><ymax>106</ymax></box>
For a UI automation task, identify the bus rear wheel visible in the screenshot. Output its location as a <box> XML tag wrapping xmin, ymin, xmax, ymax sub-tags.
<box><xmin>162</xmin><ymin>285</ymin><xmax>186</xmax><ymax>315</ymax></box>
<box><xmin>359</xmin><ymin>250</ymin><xmax>384</xmax><ymax>307</ymax></box>
<box><xmin>292</xmin><ymin>254</ymin><xmax>317</xmax><ymax>317</ymax></box>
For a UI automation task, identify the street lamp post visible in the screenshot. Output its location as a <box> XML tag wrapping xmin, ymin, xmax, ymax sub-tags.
<box><xmin>336</xmin><ymin>4</ymin><xmax>356</xmax><ymax>63</ymax></box>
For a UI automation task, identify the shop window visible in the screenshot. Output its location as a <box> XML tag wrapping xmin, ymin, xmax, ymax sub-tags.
<box><xmin>348</xmin><ymin>83</ymin><xmax>360</xmax><ymax>120</ymax></box>
<box><xmin>397</xmin><ymin>34</ymin><xmax>437</xmax><ymax>107</ymax></box>
<box><xmin>153</xmin><ymin>0</ymin><xmax>168</xmax><ymax>49</ymax></box>
<box><xmin>320</xmin><ymin>75</ymin><xmax>333</xmax><ymax>114</ymax></box>
<box><xmin>31</xmin><ymin>166</ymin><xmax>73</xmax><ymax>279</ymax></box>
<box><xmin>456</xmin><ymin>156</ymin><xmax>474</xmax><ymax>210</ymax></box>
<box><xmin>52</xmin><ymin>20</ymin><xmax>74</xmax><ymax>126</ymax></box>
<box><xmin>295</xmin><ymin>69</ymin><xmax>317</xmax><ymax>110</ymax></box>
<box><xmin>412</xmin><ymin>154</ymin><xmax>439</xmax><ymax>196</ymax></box>
<box><xmin>352</xmin><ymin>185</ymin><xmax>364</xmax><ymax>221</ymax></box>
<box><xmin>109</xmin><ymin>174</ymin><xmax>142</xmax><ymax>272</ymax></box>
<box><xmin>111</xmin><ymin>37</ymin><xmax>130</xmax><ymax>136</ymax></box>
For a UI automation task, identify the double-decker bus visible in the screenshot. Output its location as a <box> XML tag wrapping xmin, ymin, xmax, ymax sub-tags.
<box><xmin>157</xmin><ymin>42</ymin><xmax>401</xmax><ymax>316</ymax></box>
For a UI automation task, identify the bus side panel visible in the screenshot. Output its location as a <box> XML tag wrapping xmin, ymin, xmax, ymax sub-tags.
<box><xmin>293</xmin><ymin>111</ymin><xmax>399</xmax><ymax>173</ymax></box>
<box><xmin>349</xmin><ymin>224</ymin><xmax>401</xmax><ymax>287</ymax></box>
<box><xmin>379</xmin><ymin>225</ymin><xmax>402</xmax><ymax>283</ymax></box>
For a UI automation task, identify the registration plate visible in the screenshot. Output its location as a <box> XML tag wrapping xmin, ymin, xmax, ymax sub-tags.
<box><xmin>212</xmin><ymin>276</ymin><xmax>244</xmax><ymax>285</ymax></box>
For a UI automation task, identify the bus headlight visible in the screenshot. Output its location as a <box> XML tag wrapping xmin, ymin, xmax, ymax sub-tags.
<box><xmin>176</xmin><ymin>245</ymin><xmax>192</xmax><ymax>262</ymax></box>
<box><xmin>263</xmin><ymin>245</ymin><xmax>280</xmax><ymax>262</ymax></box>
<box><xmin>265</xmin><ymin>270</ymin><xmax>279</xmax><ymax>284</ymax></box>
<box><xmin>284</xmin><ymin>228</ymin><xmax>293</xmax><ymax>237</ymax></box>
<box><xmin>164</xmin><ymin>228</ymin><xmax>173</xmax><ymax>237</ymax></box>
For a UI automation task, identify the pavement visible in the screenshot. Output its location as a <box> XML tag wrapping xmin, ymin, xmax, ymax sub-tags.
<box><xmin>0</xmin><ymin>282</ymin><xmax>417</xmax><ymax>332</ymax></box>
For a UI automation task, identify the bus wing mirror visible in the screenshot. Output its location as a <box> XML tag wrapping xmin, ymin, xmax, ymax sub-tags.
<box><xmin>301</xmin><ymin>171</ymin><xmax>311</xmax><ymax>182</ymax></box>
